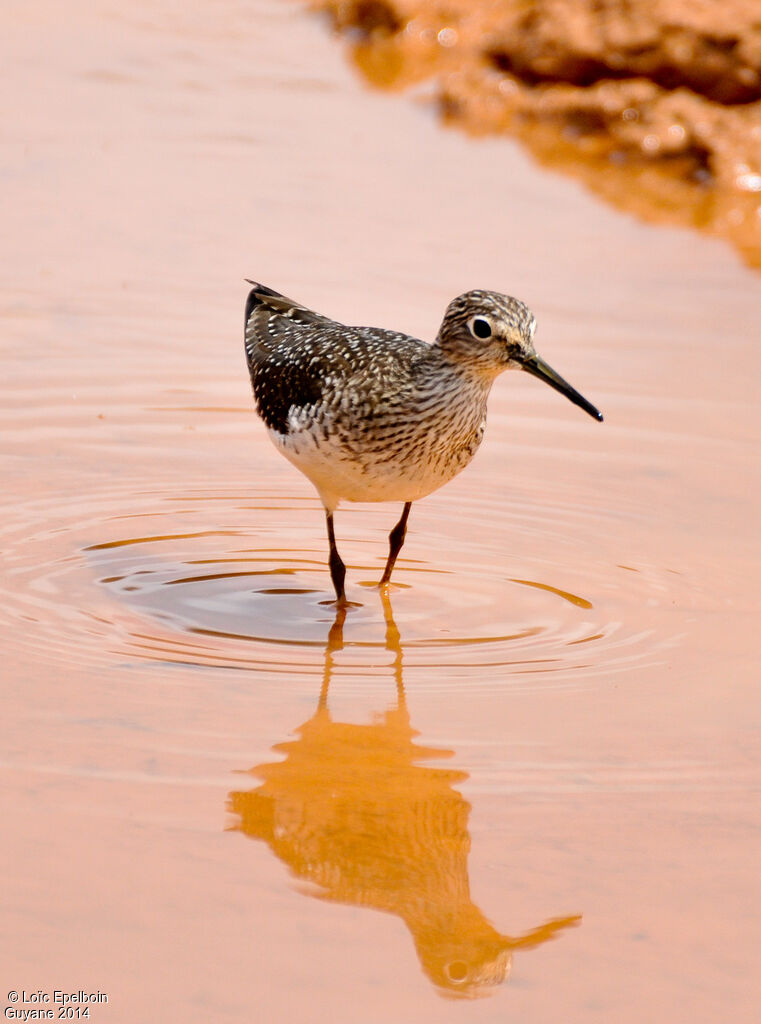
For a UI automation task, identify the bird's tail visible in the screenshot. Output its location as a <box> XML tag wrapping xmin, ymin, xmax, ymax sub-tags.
<box><xmin>243</xmin><ymin>281</ymin><xmax>337</xmax><ymax>381</ymax></box>
<box><xmin>244</xmin><ymin>280</ymin><xmax>333</xmax><ymax>337</ymax></box>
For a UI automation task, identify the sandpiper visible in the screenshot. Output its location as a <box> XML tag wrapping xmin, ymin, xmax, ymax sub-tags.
<box><xmin>244</xmin><ymin>282</ymin><xmax>602</xmax><ymax>604</ymax></box>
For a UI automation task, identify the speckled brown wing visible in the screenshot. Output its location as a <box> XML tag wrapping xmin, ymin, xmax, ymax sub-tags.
<box><xmin>243</xmin><ymin>283</ymin><xmax>429</xmax><ymax>436</ymax></box>
<box><xmin>244</xmin><ymin>283</ymin><xmax>338</xmax><ymax>435</ymax></box>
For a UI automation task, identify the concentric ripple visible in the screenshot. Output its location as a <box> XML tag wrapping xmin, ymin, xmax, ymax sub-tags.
<box><xmin>0</xmin><ymin>482</ymin><xmax>694</xmax><ymax>690</ymax></box>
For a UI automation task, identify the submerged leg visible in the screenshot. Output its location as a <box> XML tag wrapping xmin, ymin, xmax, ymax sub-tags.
<box><xmin>325</xmin><ymin>510</ymin><xmax>347</xmax><ymax>603</ymax></box>
<box><xmin>380</xmin><ymin>502</ymin><xmax>412</xmax><ymax>587</ymax></box>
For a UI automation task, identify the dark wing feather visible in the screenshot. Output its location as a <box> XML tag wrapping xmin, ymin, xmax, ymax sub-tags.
<box><xmin>243</xmin><ymin>283</ymin><xmax>430</xmax><ymax>435</ymax></box>
<box><xmin>244</xmin><ymin>281</ymin><xmax>333</xmax><ymax>330</ymax></box>
<box><xmin>244</xmin><ymin>283</ymin><xmax>351</xmax><ymax>435</ymax></box>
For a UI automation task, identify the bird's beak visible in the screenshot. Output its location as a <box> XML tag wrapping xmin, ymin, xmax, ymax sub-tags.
<box><xmin>519</xmin><ymin>353</ymin><xmax>603</xmax><ymax>422</ymax></box>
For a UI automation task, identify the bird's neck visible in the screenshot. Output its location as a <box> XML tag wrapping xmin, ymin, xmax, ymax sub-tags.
<box><xmin>430</xmin><ymin>340</ymin><xmax>504</xmax><ymax>387</ymax></box>
<box><xmin>426</xmin><ymin>346</ymin><xmax>499</xmax><ymax>398</ymax></box>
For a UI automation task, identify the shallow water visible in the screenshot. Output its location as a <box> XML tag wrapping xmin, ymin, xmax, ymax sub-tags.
<box><xmin>2</xmin><ymin>0</ymin><xmax>760</xmax><ymax>1020</ymax></box>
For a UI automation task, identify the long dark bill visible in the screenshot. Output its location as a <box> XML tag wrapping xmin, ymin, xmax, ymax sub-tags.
<box><xmin>520</xmin><ymin>354</ymin><xmax>603</xmax><ymax>422</ymax></box>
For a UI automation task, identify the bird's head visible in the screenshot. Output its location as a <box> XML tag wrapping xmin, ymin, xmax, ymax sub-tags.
<box><xmin>435</xmin><ymin>290</ymin><xmax>603</xmax><ymax>422</ymax></box>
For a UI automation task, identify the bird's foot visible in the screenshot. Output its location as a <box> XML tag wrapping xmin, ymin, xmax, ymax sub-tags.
<box><xmin>376</xmin><ymin>579</ymin><xmax>409</xmax><ymax>593</ymax></box>
<box><xmin>318</xmin><ymin>596</ymin><xmax>362</xmax><ymax>609</ymax></box>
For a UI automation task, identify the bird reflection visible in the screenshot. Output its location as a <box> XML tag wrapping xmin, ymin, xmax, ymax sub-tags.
<box><xmin>228</xmin><ymin>594</ymin><xmax>580</xmax><ymax>998</ymax></box>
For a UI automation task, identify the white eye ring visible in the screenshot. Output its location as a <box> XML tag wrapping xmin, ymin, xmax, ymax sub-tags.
<box><xmin>469</xmin><ymin>316</ymin><xmax>492</xmax><ymax>339</ymax></box>
<box><xmin>444</xmin><ymin>960</ymin><xmax>469</xmax><ymax>983</ymax></box>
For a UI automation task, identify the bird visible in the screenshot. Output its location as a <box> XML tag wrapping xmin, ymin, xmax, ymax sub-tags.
<box><xmin>243</xmin><ymin>282</ymin><xmax>602</xmax><ymax>605</ymax></box>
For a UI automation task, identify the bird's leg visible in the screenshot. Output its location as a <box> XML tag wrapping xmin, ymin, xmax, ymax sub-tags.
<box><xmin>380</xmin><ymin>502</ymin><xmax>412</xmax><ymax>587</ymax></box>
<box><xmin>380</xmin><ymin>589</ymin><xmax>405</xmax><ymax>705</ymax></box>
<box><xmin>317</xmin><ymin>604</ymin><xmax>346</xmax><ymax>713</ymax></box>
<box><xmin>325</xmin><ymin>510</ymin><xmax>347</xmax><ymax>604</ymax></box>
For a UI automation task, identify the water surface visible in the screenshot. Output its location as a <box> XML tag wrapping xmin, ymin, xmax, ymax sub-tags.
<box><xmin>1</xmin><ymin>1</ymin><xmax>760</xmax><ymax>1021</ymax></box>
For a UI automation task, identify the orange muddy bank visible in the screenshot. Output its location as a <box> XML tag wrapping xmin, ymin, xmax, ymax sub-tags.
<box><xmin>315</xmin><ymin>0</ymin><xmax>761</xmax><ymax>266</ymax></box>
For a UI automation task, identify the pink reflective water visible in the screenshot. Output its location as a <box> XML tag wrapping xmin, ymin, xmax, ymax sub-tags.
<box><xmin>1</xmin><ymin>1</ymin><xmax>760</xmax><ymax>1021</ymax></box>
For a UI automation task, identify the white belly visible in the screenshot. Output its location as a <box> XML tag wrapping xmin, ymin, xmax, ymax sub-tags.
<box><xmin>271</xmin><ymin>418</ymin><xmax>484</xmax><ymax>512</ymax></box>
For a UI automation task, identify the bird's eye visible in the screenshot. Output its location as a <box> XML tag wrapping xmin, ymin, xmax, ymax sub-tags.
<box><xmin>469</xmin><ymin>317</ymin><xmax>492</xmax><ymax>339</ymax></box>
<box><xmin>445</xmin><ymin>961</ymin><xmax>469</xmax><ymax>983</ymax></box>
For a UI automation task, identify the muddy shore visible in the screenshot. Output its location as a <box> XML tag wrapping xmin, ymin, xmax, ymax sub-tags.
<box><xmin>314</xmin><ymin>0</ymin><xmax>761</xmax><ymax>266</ymax></box>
